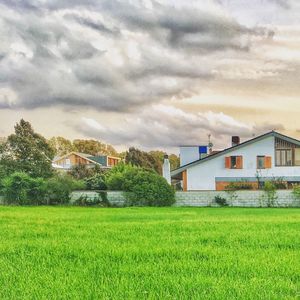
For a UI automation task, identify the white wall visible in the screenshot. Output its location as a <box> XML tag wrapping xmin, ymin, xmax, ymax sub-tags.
<box><xmin>187</xmin><ymin>136</ymin><xmax>300</xmax><ymax>190</ymax></box>
<box><xmin>180</xmin><ymin>147</ymin><xmax>200</xmax><ymax>166</ymax></box>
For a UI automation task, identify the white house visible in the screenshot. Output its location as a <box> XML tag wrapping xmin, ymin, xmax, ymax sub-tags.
<box><xmin>170</xmin><ymin>131</ymin><xmax>300</xmax><ymax>191</ymax></box>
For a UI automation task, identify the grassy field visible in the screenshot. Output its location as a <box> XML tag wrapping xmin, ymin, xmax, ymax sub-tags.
<box><xmin>0</xmin><ymin>207</ymin><xmax>299</xmax><ymax>299</ymax></box>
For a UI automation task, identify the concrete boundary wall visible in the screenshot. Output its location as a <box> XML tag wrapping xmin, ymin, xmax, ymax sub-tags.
<box><xmin>0</xmin><ymin>191</ymin><xmax>298</xmax><ymax>207</ymax></box>
<box><xmin>71</xmin><ymin>190</ymin><xmax>300</xmax><ymax>207</ymax></box>
<box><xmin>175</xmin><ymin>190</ymin><xmax>299</xmax><ymax>207</ymax></box>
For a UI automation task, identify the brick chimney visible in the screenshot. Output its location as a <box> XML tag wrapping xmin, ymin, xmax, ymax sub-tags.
<box><xmin>232</xmin><ymin>136</ymin><xmax>240</xmax><ymax>147</ymax></box>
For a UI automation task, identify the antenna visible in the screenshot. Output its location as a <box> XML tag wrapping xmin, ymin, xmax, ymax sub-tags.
<box><xmin>208</xmin><ymin>134</ymin><xmax>213</xmax><ymax>154</ymax></box>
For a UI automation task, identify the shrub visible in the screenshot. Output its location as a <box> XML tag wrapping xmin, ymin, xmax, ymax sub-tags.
<box><xmin>225</xmin><ymin>182</ymin><xmax>253</xmax><ymax>191</ymax></box>
<box><xmin>106</xmin><ymin>172</ymin><xmax>124</xmax><ymax>190</ymax></box>
<box><xmin>1</xmin><ymin>172</ymin><xmax>46</xmax><ymax>205</ymax></box>
<box><xmin>105</xmin><ymin>163</ymin><xmax>136</xmax><ymax>191</ymax></box>
<box><xmin>73</xmin><ymin>191</ymin><xmax>110</xmax><ymax>207</ymax></box>
<box><xmin>27</xmin><ymin>177</ymin><xmax>47</xmax><ymax>205</ymax></box>
<box><xmin>45</xmin><ymin>175</ymin><xmax>85</xmax><ymax>205</ymax></box>
<box><xmin>124</xmin><ymin>170</ymin><xmax>175</xmax><ymax>207</ymax></box>
<box><xmin>292</xmin><ymin>185</ymin><xmax>300</xmax><ymax>201</ymax></box>
<box><xmin>106</xmin><ymin>164</ymin><xmax>175</xmax><ymax>206</ymax></box>
<box><xmin>214</xmin><ymin>196</ymin><xmax>228</xmax><ymax>206</ymax></box>
<box><xmin>261</xmin><ymin>181</ymin><xmax>277</xmax><ymax>207</ymax></box>
<box><xmin>85</xmin><ymin>173</ymin><xmax>107</xmax><ymax>190</ymax></box>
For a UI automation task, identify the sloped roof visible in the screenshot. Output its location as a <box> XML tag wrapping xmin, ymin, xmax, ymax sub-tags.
<box><xmin>171</xmin><ymin>131</ymin><xmax>300</xmax><ymax>176</ymax></box>
<box><xmin>52</xmin><ymin>152</ymin><xmax>103</xmax><ymax>165</ymax></box>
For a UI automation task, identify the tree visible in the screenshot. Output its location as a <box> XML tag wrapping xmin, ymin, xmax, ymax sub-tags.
<box><xmin>73</xmin><ymin>139</ymin><xmax>118</xmax><ymax>156</ymax></box>
<box><xmin>125</xmin><ymin>148</ymin><xmax>180</xmax><ymax>174</ymax></box>
<box><xmin>48</xmin><ymin>137</ymin><xmax>74</xmax><ymax>156</ymax></box>
<box><xmin>2</xmin><ymin>119</ymin><xmax>55</xmax><ymax>178</ymax></box>
<box><xmin>125</xmin><ymin>147</ymin><xmax>161</xmax><ymax>173</ymax></box>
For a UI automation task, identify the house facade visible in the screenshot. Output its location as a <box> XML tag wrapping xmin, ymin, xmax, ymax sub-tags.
<box><xmin>171</xmin><ymin>131</ymin><xmax>300</xmax><ymax>191</ymax></box>
<box><xmin>52</xmin><ymin>152</ymin><xmax>121</xmax><ymax>170</ymax></box>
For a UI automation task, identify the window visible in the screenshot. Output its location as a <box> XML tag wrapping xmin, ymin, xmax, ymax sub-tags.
<box><xmin>225</xmin><ymin>156</ymin><xmax>243</xmax><ymax>169</ymax></box>
<box><xmin>295</xmin><ymin>149</ymin><xmax>300</xmax><ymax>166</ymax></box>
<box><xmin>276</xmin><ymin>149</ymin><xmax>292</xmax><ymax>166</ymax></box>
<box><xmin>231</xmin><ymin>156</ymin><xmax>237</xmax><ymax>168</ymax></box>
<box><xmin>257</xmin><ymin>156</ymin><xmax>265</xmax><ymax>169</ymax></box>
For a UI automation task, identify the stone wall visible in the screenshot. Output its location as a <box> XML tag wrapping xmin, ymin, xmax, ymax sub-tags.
<box><xmin>1</xmin><ymin>190</ymin><xmax>297</xmax><ymax>207</ymax></box>
<box><xmin>70</xmin><ymin>190</ymin><xmax>300</xmax><ymax>207</ymax></box>
<box><xmin>175</xmin><ymin>190</ymin><xmax>299</xmax><ymax>207</ymax></box>
<box><xmin>71</xmin><ymin>190</ymin><xmax>126</xmax><ymax>206</ymax></box>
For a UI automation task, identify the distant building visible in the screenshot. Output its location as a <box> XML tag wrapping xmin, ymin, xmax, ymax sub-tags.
<box><xmin>52</xmin><ymin>152</ymin><xmax>121</xmax><ymax>170</ymax></box>
<box><xmin>170</xmin><ymin>131</ymin><xmax>300</xmax><ymax>191</ymax></box>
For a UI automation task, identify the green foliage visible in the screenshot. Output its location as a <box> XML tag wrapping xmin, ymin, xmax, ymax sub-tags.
<box><xmin>105</xmin><ymin>164</ymin><xmax>175</xmax><ymax>206</ymax></box>
<box><xmin>1</xmin><ymin>119</ymin><xmax>55</xmax><ymax>178</ymax></box>
<box><xmin>225</xmin><ymin>181</ymin><xmax>253</xmax><ymax>191</ymax></box>
<box><xmin>44</xmin><ymin>174</ymin><xmax>85</xmax><ymax>205</ymax></box>
<box><xmin>214</xmin><ymin>195</ymin><xmax>228</xmax><ymax>206</ymax></box>
<box><xmin>125</xmin><ymin>147</ymin><xmax>161</xmax><ymax>173</ymax></box>
<box><xmin>73</xmin><ymin>192</ymin><xmax>110</xmax><ymax>207</ymax></box>
<box><xmin>85</xmin><ymin>173</ymin><xmax>107</xmax><ymax>190</ymax></box>
<box><xmin>48</xmin><ymin>136</ymin><xmax>74</xmax><ymax>156</ymax></box>
<box><xmin>1</xmin><ymin>172</ymin><xmax>46</xmax><ymax>205</ymax></box>
<box><xmin>105</xmin><ymin>163</ymin><xmax>136</xmax><ymax>191</ymax></box>
<box><xmin>68</xmin><ymin>164</ymin><xmax>95</xmax><ymax>180</ymax></box>
<box><xmin>73</xmin><ymin>139</ymin><xmax>118</xmax><ymax>156</ymax></box>
<box><xmin>261</xmin><ymin>181</ymin><xmax>278</xmax><ymax>207</ymax></box>
<box><xmin>271</xmin><ymin>177</ymin><xmax>287</xmax><ymax>190</ymax></box>
<box><xmin>124</xmin><ymin>148</ymin><xmax>179</xmax><ymax>174</ymax></box>
<box><xmin>292</xmin><ymin>184</ymin><xmax>300</xmax><ymax>200</ymax></box>
<box><xmin>124</xmin><ymin>170</ymin><xmax>175</xmax><ymax>207</ymax></box>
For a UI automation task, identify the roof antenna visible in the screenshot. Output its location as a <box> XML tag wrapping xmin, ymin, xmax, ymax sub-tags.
<box><xmin>208</xmin><ymin>134</ymin><xmax>213</xmax><ymax>154</ymax></box>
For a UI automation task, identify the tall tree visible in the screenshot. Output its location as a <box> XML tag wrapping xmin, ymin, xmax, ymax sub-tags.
<box><xmin>2</xmin><ymin>119</ymin><xmax>55</xmax><ymax>178</ymax></box>
<box><xmin>73</xmin><ymin>139</ymin><xmax>118</xmax><ymax>156</ymax></box>
<box><xmin>49</xmin><ymin>136</ymin><xmax>74</xmax><ymax>156</ymax></box>
<box><xmin>125</xmin><ymin>147</ymin><xmax>161</xmax><ymax>174</ymax></box>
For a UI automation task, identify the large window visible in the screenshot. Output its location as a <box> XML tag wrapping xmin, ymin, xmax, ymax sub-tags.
<box><xmin>276</xmin><ymin>149</ymin><xmax>292</xmax><ymax>166</ymax></box>
<box><xmin>275</xmin><ymin>137</ymin><xmax>300</xmax><ymax>167</ymax></box>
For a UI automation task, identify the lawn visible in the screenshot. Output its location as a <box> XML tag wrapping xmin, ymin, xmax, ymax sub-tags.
<box><xmin>0</xmin><ymin>207</ymin><xmax>299</xmax><ymax>299</ymax></box>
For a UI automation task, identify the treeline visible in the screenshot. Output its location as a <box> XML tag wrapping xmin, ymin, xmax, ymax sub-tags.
<box><xmin>0</xmin><ymin>119</ymin><xmax>177</xmax><ymax>206</ymax></box>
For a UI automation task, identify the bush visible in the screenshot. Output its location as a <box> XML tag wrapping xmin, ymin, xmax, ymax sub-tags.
<box><xmin>105</xmin><ymin>163</ymin><xmax>136</xmax><ymax>191</ymax></box>
<box><xmin>261</xmin><ymin>181</ymin><xmax>277</xmax><ymax>207</ymax></box>
<box><xmin>214</xmin><ymin>196</ymin><xmax>228</xmax><ymax>206</ymax></box>
<box><xmin>225</xmin><ymin>182</ymin><xmax>253</xmax><ymax>191</ymax></box>
<box><xmin>105</xmin><ymin>164</ymin><xmax>175</xmax><ymax>206</ymax></box>
<box><xmin>45</xmin><ymin>174</ymin><xmax>85</xmax><ymax>205</ymax></box>
<box><xmin>85</xmin><ymin>174</ymin><xmax>107</xmax><ymax>190</ymax></box>
<box><xmin>73</xmin><ymin>191</ymin><xmax>110</xmax><ymax>207</ymax></box>
<box><xmin>292</xmin><ymin>184</ymin><xmax>300</xmax><ymax>200</ymax></box>
<box><xmin>1</xmin><ymin>172</ymin><xmax>46</xmax><ymax>205</ymax></box>
<box><xmin>124</xmin><ymin>170</ymin><xmax>175</xmax><ymax>207</ymax></box>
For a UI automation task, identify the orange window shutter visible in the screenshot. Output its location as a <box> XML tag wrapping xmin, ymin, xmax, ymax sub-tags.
<box><xmin>225</xmin><ymin>157</ymin><xmax>231</xmax><ymax>169</ymax></box>
<box><xmin>265</xmin><ymin>156</ymin><xmax>272</xmax><ymax>168</ymax></box>
<box><xmin>182</xmin><ymin>170</ymin><xmax>187</xmax><ymax>191</ymax></box>
<box><xmin>237</xmin><ymin>156</ymin><xmax>243</xmax><ymax>169</ymax></box>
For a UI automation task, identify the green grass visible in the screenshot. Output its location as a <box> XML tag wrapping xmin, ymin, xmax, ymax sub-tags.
<box><xmin>0</xmin><ymin>207</ymin><xmax>299</xmax><ymax>299</ymax></box>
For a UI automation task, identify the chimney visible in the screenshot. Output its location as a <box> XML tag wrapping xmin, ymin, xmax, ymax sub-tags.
<box><xmin>162</xmin><ymin>154</ymin><xmax>171</xmax><ymax>185</ymax></box>
<box><xmin>232</xmin><ymin>136</ymin><xmax>240</xmax><ymax>147</ymax></box>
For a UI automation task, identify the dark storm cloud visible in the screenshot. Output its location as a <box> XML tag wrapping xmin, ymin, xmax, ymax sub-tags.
<box><xmin>0</xmin><ymin>0</ymin><xmax>290</xmax><ymax>113</ymax></box>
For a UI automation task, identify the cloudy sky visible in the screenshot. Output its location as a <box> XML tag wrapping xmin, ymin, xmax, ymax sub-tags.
<box><xmin>0</xmin><ymin>0</ymin><xmax>299</xmax><ymax>152</ymax></box>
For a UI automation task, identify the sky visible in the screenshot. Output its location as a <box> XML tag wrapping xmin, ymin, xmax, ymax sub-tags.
<box><xmin>0</xmin><ymin>0</ymin><xmax>299</xmax><ymax>153</ymax></box>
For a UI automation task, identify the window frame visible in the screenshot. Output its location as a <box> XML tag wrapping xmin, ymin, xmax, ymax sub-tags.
<box><xmin>257</xmin><ymin>155</ymin><xmax>265</xmax><ymax>169</ymax></box>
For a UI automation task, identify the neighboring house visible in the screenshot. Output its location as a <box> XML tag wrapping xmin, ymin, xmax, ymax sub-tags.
<box><xmin>52</xmin><ymin>152</ymin><xmax>121</xmax><ymax>170</ymax></box>
<box><xmin>171</xmin><ymin>131</ymin><xmax>300</xmax><ymax>191</ymax></box>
